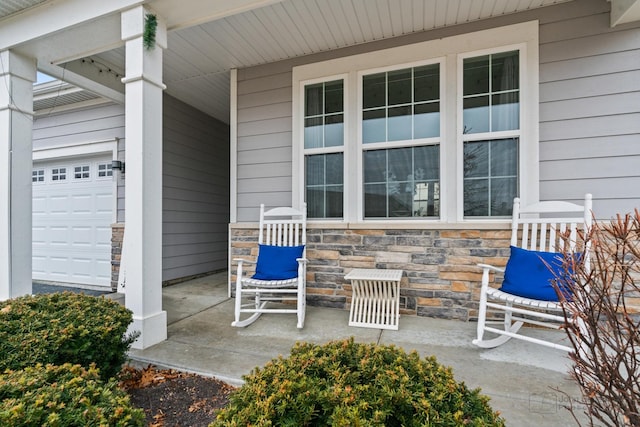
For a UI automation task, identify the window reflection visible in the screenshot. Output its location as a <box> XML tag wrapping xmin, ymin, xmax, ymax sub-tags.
<box><xmin>364</xmin><ymin>146</ymin><xmax>440</xmax><ymax>218</ymax></box>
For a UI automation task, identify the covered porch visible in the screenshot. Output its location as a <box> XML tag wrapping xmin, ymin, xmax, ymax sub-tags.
<box><xmin>127</xmin><ymin>271</ymin><xmax>585</xmax><ymax>426</ymax></box>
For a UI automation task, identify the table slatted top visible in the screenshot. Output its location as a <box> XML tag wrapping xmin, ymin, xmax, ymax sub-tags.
<box><xmin>344</xmin><ymin>268</ymin><xmax>403</xmax><ymax>281</ymax></box>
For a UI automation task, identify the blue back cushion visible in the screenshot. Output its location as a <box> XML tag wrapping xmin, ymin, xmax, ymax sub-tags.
<box><xmin>252</xmin><ymin>244</ymin><xmax>305</xmax><ymax>280</ymax></box>
<box><xmin>500</xmin><ymin>245</ymin><xmax>574</xmax><ymax>302</ymax></box>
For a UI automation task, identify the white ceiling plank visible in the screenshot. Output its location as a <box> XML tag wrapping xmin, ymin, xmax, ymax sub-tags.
<box><xmin>242</xmin><ymin>11</ymin><xmax>290</xmax><ymax>60</ymax></box>
<box><xmin>351</xmin><ymin>0</ymin><xmax>376</xmax><ymax>41</ymax></box>
<box><xmin>372</xmin><ymin>0</ymin><xmax>393</xmax><ymax>38</ymax></box>
<box><xmin>411</xmin><ymin>0</ymin><xmax>425</xmax><ymax>32</ymax></box>
<box><xmin>387</xmin><ymin>0</ymin><xmax>406</xmax><ymax>37</ymax></box>
<box><xmin>480</xmin><ymin>0</ymin><xmax>497</xmax><ymax>17</ymax></box>
<box><xmin>207</xmin><ymin>19</ymin><xmax>266</xmax><ymax>67</ymax></box>
<box><xmin>24</xmin><ymin>0</ymin><xmax>580</xmax><ymax>124</ymax></box>
<box><xmin>445</xmin><ymin>0</ymin><xmax>461</xmax><ymax>26</ymax></box>
<box><xmin>226</xmin><ymin>13</ymin><xmax>286</xmax><ymax>62</ymax></box>
<box><xmin>323</xmin><ymin>0</ymin><xmax>357</xmax><ymax>47</ymax></box>
<box><xmin>492</xmin><ymin>0</ymin><xmax>511</xmax><ymax>16</ymax></box>
<box><xmin>456</xmin><ymin>1</ymin><xmax>473</xmax><ymax>23</ymax></box>
<box><xmin>434</xmin><ymin>0</ymin><xmax>448</xmax><ymax>27</ymax></box>
<box><xmin>467</xmin><ymin>0</ymin><xmax>485</xmax><ymax>21</ymax></box>
<box><xmin>299</xmin><ymin>0</ymin><xmax>340</xmax><ymax>50</ymax></box>
<box><xmin>256</xmin><ymin>4</ymin><xmax>312</xmax><ymax>56</ymax></box>
<box><xmin>336</xmin><ymin>0</ymin><xmax>366</xmax><ymax>44</ymax></box>
<box><xmin>280</xmin><ymin>0</ymin><xmax>319</xmax><ymax>51</ymax></box>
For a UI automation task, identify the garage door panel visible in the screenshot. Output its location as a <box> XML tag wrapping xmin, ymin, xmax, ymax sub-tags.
<box><xmin>96</xmin><ymin>192</ymin><xmax>113</xmax><ymax>213</ymax></box>
<box><xmin>32</xmin><ymin>256</ymin><xmax>47</xmax><ymax>275</ymax></box>
<box><xmin>72</xmin><ymin>194</ymin><xmax>93</xmax><ymax>214</ymax></box>
<box><xmin>96</xmin><ymin>226</ymin><xmax>112</xmax><ymax>247</ymax></box>
<box><xmin>50</xmin><ymin>226</ymin><xmax>71</xmax><ymax>245</ymax></box>
<box><xmin>49</xmin><ymin>195</ymin><xmax>71</xmax><ymax>214</ymax></box>
<box><xmin>33</xmin><ymin>226</ymin><xmax>47</xmax><ymax>244</ymax></box>
<box><xmin>71</xmin><ymin>226</ymin><xmax>93</xmax><ymax>246</ymax></box>
<box><xmin>33</xmin><ymin>196</ymin><xmax>47</xmax><ymax>214</ymax></box>
<box><xmin>95</xmin><ymin>260</ymin><xmax>112</xmax><ymax>281</ymax></box>
<box><xmin>32</xmin><ymin>155</ymin><xmax>113</xmax><ymax>288</ymax></box>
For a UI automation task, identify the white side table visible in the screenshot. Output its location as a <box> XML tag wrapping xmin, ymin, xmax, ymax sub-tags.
<box><xmin>344</xmin><ymin>268</ymin><xmax>403</xmax><ymax>330</ymax></box>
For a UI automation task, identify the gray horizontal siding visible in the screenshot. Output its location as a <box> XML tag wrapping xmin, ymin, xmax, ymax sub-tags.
<box><xmin>540</xmin><ymin>134</ymin><xmax>640</xmax><ymax>160</ymax></box>
<box><xmin>235</xmin><ymin>0</ymin><xmax>640</xmax><ymax>222</ymax></box>
<box><xmin>163</xmin><ymin>95</ymin><xmax>230</xmax><ymax>281</ymax></box>
<box><xmin>33</xmin><ymin>103</ymin><xmax>125</xmax><ymax>148</ymax></box>
<box><xmin>236</xmin><ymin>68</ymin><xmax>293</xmax><ymax>218</ymax></box>
<box><xmin>539</xmin><ymin>2</ymin><xmax>640</xmax><ymax>218</ymax></box>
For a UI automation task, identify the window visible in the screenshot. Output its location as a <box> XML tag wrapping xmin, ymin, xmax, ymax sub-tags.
<box><xmin>292</xmin><ymin>21</ymin><xmax>537</xmax><ymax>223</ymax></box>
<box><xmin>303</xmin><ymin>79</ymin><xmax>344</xmax><ymax>218</ymax></box>
<box><xmin>74</xmin><ymin>165</ymin><xmax>90</xmax><ymax>179</ymax></box>
<box><xmin>361</xmin><ymin>64</ymin><xmax>440</xmax><ymax>218</ymax></box>
<box><xmin>364</xmin><ymin>146</ymin><xmax>440</xmax><ymax>217</ymax></box>
<box><xmin>462</xmin><ymin>51</ymin><xmax>520</xmax><ymax>217</ymax></box>
<box><xmin>51</xmin><ymin>167</ymin><xmax>66</xmax><ymax>181</ymax></box>
<box><xmin>32</xmin><ymin>169</ymin><xmax>45</xmax><ymax>183</ymax></box>
<box><xmin>98</xmin><ymin>163</ymin><xmax>113</xmax><ymax>178</ymax></box>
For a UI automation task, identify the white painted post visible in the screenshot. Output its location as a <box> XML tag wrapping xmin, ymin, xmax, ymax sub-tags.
<box><xmin>0</xmin><ymin>50</ymin><xmax>35</xmax><ymax>300</ymax></box>
<box><xmin>121</xmin><ymin>7</ymin><xmax>167</xmax><ymax>349</ymax></box>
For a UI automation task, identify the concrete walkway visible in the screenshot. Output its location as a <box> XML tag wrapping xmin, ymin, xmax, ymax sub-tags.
<box><xmin>127</xmin><ymin>272</ymin><xmax>587</xmax><ymax>426</ymax></box>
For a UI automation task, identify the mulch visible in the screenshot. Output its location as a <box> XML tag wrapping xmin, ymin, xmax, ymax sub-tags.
<box><xmin>119</xmin><ymin>365</ymin><xmax>236</xmax><ymax>427</ymax></box>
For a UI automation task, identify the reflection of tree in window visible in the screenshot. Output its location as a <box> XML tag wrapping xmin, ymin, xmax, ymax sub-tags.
<box><xmin>304</xmin><ymin>80</ymin><xmax>345</xmax><ymax>219</ymax></box>
<box><xmin>364</xmin><ymin>146</ymin><xmax>439</xmax><ymax>218</ymax></box>
<box><xmin>463</xmin><ymin>139</ymin><xmax>518</xmax><ymax>217</ymax></box>
<box><xmin>462</xmin><ymin>50</ymin><xmax>519</xmax><ymax>217</ymax></box>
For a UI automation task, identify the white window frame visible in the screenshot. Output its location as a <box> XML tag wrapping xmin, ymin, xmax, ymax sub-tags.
<box><xmin>357</xmin><ymin>59</ymin><xmax>445</xmax><ymax>221</ymax></box>
<box><xmin>73</xmin><ymin>164</ymin><xmax>91</xmax><ymax>180</ymax></box>
<box><xmin>457</xmin><ymin>44</ymin><xmax>531</xmax><ymax>221</ymax></box>
<box><xmin>292</xmin><ymin>21</ymin><xmax>539</xmax><ymax>225</ymax></box>
<box><xmin>51</xmin><ymin>166</ymin><xmax>67</xmax><ymax>183</ymax></box>
<box><xmin>97</xmin><ymin>162</ymin><xmax>113</xmax><ymax>179</ymax></box>
<box><xmin>32</xmin><ymin>169</ymin><xmax>45</xmax><ymax>184</ymax></box>
<box><xmin>300</xmin><ymin>74</ymin><xmax>349</xmax><ymax>220</ymax></box>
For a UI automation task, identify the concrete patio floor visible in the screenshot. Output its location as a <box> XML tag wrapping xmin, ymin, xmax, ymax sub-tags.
<box><xmin>127</xmin><ymin>271</ymin><xmax>587</xmax><ymax>426</ymax></box>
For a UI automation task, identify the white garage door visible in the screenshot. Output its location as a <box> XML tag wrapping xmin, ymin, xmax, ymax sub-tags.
<box><xmin>32</xmin><ymin>155</ymin><xmax>114</xmax><ymax>287</ymax></box>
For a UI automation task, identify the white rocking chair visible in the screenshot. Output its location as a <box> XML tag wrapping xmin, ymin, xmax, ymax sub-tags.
<box><xmin>232</xmin><ymin>204</ymin><xmax>307</xmax><ymax>328</ymax></box>
<box><xmin>473</xmin><ymin>194</ymin><xmax>592</xmax><ymax>351</ymax></box>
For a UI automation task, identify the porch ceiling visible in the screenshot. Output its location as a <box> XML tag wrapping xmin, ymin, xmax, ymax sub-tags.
<box><xmin>9</xmin><ymin>0</ymin><xmax>579</xmax><ymax>124</ymax></box>
<box><xmin>156</xmin><ymin>0</ymin><xmax>577</xmax><ymax>124</ymax></box>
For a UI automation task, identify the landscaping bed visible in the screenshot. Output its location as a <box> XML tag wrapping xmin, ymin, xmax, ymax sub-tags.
<box><xmin>121</xmin><ymin>365</ymin><xmax>235</xmax><ymax>427</ymax></box>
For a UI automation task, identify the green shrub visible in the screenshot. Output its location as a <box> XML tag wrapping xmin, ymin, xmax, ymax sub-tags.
<box><xmin>0</xmin><ymin>292</ymin><xmax>138</xmax><ymax>380</ymax></box>
<box><xmin>0</xmin><ymin>363</ymin><xmax>145</xmax><ymax>427</ymax></box>
<box><xmin>214</xmin><ymin>338</ymin><xmax>505</xmax><ymax>426</ymax></box>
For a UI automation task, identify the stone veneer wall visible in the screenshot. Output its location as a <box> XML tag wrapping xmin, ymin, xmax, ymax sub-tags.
<box><xmin>111</xmin><ymin>223</ymin><xmax>124</xmax><ymax>292</ymax></box>
<box><xmin>229</xmin><ymin>225</ymin><xmax>512</xmax><ymax>321</ymax></box>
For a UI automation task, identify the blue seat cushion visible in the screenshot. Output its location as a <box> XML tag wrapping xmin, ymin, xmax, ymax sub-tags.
<box><xmin>500</xmin><ymin>245</ymin><xmax>575</xmax><ymax>302</ymax></box>
<box><xmin>252</xmin><ymin>244</ymin><xmax>305</xmax><ymax>280</ymax></box>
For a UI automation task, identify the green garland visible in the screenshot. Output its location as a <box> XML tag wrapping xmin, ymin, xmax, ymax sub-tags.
<box><xmin>143</xmin><ymin>14</ymin><xmax>158</xmax><ymax>50</ymax></box>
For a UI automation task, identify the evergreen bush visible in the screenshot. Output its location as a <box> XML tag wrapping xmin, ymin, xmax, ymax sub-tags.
<box><xmin>0</xmin><ymin>363</ymin><xmax>145</xmax><ymax>426</ymax></box>
<box><xmin>0</xmin><ymin>292</ymin><xmax>138</xmax><ymax>380</ymax></box>
<box><xmin>214</xmin><ymin>338</ymin><xmax>505</xmax><ymax>426</ymax></box>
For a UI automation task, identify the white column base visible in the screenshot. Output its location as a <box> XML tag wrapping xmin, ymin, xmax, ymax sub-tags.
<box><xmin>129</xmin><ymin>310</ymin><xmax>168</xmax><ymax>349</ymax></box>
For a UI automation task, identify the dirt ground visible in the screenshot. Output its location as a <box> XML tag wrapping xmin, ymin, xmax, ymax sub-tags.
<box><xmin>120</xmin><ymin>365</ymin><xmax>236</xmax><ymax>427</ymax></box>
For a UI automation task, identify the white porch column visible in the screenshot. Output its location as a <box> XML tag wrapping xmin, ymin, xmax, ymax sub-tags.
<box><xmin>121</xmin><ymin>7</ymin><xmax>167</xmax><ymax>349</ymax></box>
<box><xmin>0</xmin><ymin>50</ymin><xmax>36</xmax><ymax>301</ymax></box>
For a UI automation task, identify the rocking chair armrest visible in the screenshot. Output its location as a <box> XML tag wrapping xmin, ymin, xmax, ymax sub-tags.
<box><xmin>477</xmin><ymin>263</ymin><xmax>505</xmax><ymax>273</ymax></box>
<box><xmin>296</xmin><ymin>257</ymin><xmax>308</xmax><ymax>264</ymax></box>
<box><xmin>477</xmin><ymin>263</ymin><xmax>504</xmax><ymax>288</ymax></box>
<box><xmin>234</xmin><ymin>258</ymin><xmax>256</xmax><ymax>266</ymax></box>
